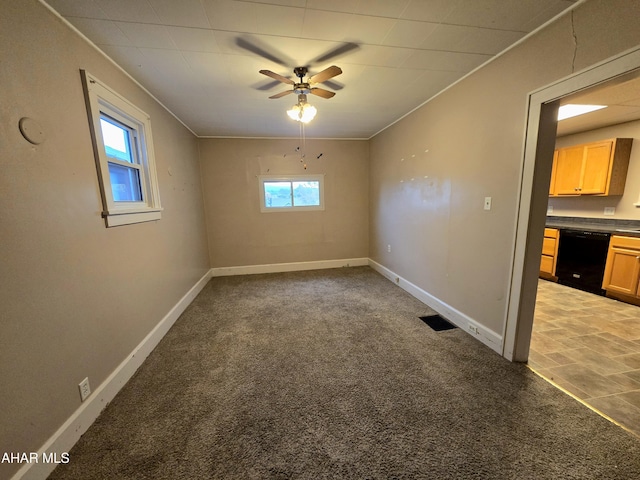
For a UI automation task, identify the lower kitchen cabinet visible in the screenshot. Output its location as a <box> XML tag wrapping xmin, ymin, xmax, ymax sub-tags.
<box><xmin>540</xmin><ymin>228</ymin><xmax>559</xmax><ymax>280</ymax></box>
<box><xmin>602</xmin><ymin>235</ymin><xmax>640</xmax><ymax>303</ymax></box>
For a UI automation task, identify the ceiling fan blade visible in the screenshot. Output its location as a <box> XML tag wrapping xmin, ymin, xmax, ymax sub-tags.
<box><xmin>269</xmin><ymin>90</ymin><xmax>294</xmax><ymax>99</ymax></box>
<box><xmin>312</xmin><ymin>42</ymin><xmax>359</xmax><ymax>64</ymax></box>
<box><xmin>235</xmin><ymin>37</ymin><xmax>289</xmax><ymax>67</ymax></box>
<box><xmin>260</xmin><ymin>70</ymin><xmax>295</xmax><ymax>85</ymax></box>
<box><xmin>256</xmin><ymin>79</ymin><xmax>284</xmax><ymax>91</ymax></box>
<box><xmin>308</xmin><ymin>66</ymin><xmax>342</xmax><ymax>84</ymax></box>
<box><xmin>310</xmin><ymin>88</ymin><xmax>335</xmax><ymax>99</ymax></box>
<box><xmin>323</xmin><ymin>79</ymin><xmax>343</xmax><ymax>91</ymax></box>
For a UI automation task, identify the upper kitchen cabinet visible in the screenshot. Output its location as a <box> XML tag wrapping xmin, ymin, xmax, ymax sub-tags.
<box><xmin>552</xmin><ymin>144</ymin><xmax>583</xmax><ymax>195</ymax></box>
<box><xmin>549</xmin><ymin>150</ymin><xmax>558</xmax><ymax>195</ymax></box>
<box><xmin>549</xmin><ymin>138</ymin><xmax>633</xmax><ymax>197</ymax></box>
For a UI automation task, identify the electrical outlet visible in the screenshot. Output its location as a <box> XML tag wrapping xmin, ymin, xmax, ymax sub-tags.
<box><xmin>484</xmin><ymin>197</ymin><xmax>492</xmax><ymax>211</ymax></box>
<box><xmin>604</xmin><ymin>207</ymin><xmax>615</xmax><ymax>216</ymax></box>
<box><xmin>78</xmin><ymin>377</ymin><xmax>91</xmax><ymax>402</ymax></box>
<box><xmin>387</xmin><ymin>244</ymin><xmax>391</xmax><ymax>253</ymax></box>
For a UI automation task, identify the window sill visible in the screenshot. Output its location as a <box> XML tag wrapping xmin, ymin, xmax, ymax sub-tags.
<box><xmin>104</xmin><ymin>209</ymin><xmax>162</xmax><ymax>227</ymax></box>
<box><xmin>260</xmin><ymin>206</ymin><xmax>325</xmax><ymax>213</ymax></box>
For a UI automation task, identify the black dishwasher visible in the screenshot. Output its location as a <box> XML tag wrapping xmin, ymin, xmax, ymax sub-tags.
<box><xmin>555</xmin><ymin>229</ymin><xmax>611</xmax><ymax>295</ymax></box>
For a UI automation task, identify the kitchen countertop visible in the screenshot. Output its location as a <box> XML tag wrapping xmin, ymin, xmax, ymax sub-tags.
<box><xmin>546</xmin><ymin>216</ymin><xmax>640</xmax><ymax>236</ymax></box>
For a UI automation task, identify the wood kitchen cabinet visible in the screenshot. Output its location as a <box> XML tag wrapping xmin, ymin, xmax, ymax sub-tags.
<box><xmin>602</xmin><ymin>235</ymin><xmax>640</xmax><ymax>304</ymax></box>
<box><xmin>553</xmin><ymin>145</ymin><xmax>584</xmax><ymax>195</ymax></box>
<box><xmin>549</xmin><ymin>150</ymin><xmax>558</xmax><ymax>195</ymax></box>
<box><xmin>549</xmin><ymin>138</ymin><xmax>633</xmax><ymax>197</ymax></box>
<box><xmin>539</xmin><ymin>228</ymin><xmax>559</xmax><ymax>280</ymax></box>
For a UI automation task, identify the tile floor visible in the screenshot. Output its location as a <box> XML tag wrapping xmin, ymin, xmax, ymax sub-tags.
<box><xmin>529</xmin><ymin>279</ymin><xmax>640</xmax><ymax>438</ymax></box>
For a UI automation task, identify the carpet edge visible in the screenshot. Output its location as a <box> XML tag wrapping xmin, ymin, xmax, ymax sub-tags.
<box><xmin>368</xmin><ymin>259</ymin><xmax>503</xmax><ymax>354</ymax></box>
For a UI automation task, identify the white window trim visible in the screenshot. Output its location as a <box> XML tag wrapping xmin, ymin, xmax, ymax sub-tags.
<box><xmin>81</xmin><ymin>70</ymin><xmax>162</xmax><ymax>227</ymax></box>
<box><xmin>259</xmin><ymin>174</ymin><xmax>325</xmax><ymax>213</ymax></box>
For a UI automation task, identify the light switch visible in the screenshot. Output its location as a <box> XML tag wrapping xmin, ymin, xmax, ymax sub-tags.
<box><xmin>484</xmin><ymin>197</ymin><xmax>492</xmax><ymax>211</ymax></box>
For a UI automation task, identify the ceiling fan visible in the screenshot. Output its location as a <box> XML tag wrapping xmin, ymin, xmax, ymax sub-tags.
<box><xmin>235</xmin><ymin>36</ymin><xmax>358</xmax><ymax>92</ymax></box>
<box><xmin>235</xmin><ymin>37</ymin><xmax>357</xmax><ymax>123</ymax></box>
<box><xmin>258</xmin><ymin>65</ymin><xmax>342</xmax><ymax>100</ymax></box>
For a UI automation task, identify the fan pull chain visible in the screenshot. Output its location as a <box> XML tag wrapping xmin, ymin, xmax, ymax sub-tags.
<box><xmin>299</xmin><ymin>122</ymin><xmax>307</xmax><ymax>169</ymax></box>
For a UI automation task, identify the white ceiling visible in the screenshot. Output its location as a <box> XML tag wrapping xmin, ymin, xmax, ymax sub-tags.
<box><xmin>557</xmin><ymin>71</ymin><xmax>640</xmax><ymax>137</ymax></box>
<box><xmin>44</xmin><ymin>0</ymin><xmax>579</xmax><ymax>139</ymax></box>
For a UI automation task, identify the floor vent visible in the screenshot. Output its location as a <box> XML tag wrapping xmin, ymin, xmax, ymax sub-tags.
<box><xmin>419</xmin><ymin>314</ymin><xmax>457</xmax><ymax>331</ymax></box>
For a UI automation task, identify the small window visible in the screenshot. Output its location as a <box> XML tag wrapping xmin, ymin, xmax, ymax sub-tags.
<box><xmin>81</xmin><ymin>70</ymin><xmax>162</xmax><ymax>227</ymax></box>
<box><xmin>101</xmin><ymin>115</ymin><xmax>143</xmax><ymax>202</ymax></box>
<box><xmin>259</xmin><ymin>175</ymin><xmax>324</xmax><ymax>212</ymax></box>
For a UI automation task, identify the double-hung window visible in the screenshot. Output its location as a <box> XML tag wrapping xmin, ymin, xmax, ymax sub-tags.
<box><xmin>259</xmin><ymin>175</ymin><xmax>324</xmax><ymax>212</ymax></box>
<box><xmin>81</xmin><ymin>70</ymin><xmax>162</xmax><ymax>227</ymax></box>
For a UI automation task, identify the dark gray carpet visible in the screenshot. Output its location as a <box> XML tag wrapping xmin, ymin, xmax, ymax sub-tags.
<box><xmin>49</xmin><ymin>267</ymin><xmax>640</xmax><ymax>479</ymax></box>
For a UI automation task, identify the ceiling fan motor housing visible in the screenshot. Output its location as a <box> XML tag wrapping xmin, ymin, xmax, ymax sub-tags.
<box><xmin>293</xmin><ymin>66</ymin><xmax>308</xmax><ymax>79</ymax></box>
<box><xmin>294</xmin><ymin>83</ymin><xmax>310</xmax><ymax>94</ymax></box>
<box><xmin>259</xmin><ymin>65</ymin><xmax>340</xmax><ymax>100</ymax></box>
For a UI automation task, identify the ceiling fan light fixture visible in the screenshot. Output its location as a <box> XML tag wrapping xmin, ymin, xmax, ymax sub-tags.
<box><xmin>287</xmin><ymin>94</ymin><xmax>317</xmax><ymax>123</ymax></box>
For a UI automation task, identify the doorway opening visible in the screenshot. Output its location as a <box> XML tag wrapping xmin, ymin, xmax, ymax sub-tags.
<box><xmin>505</xmin><ymin>47</ymin><xmax>640</xmax><ymax>361</ymax></box>
<box><xmin>533</xmin><ymin>69</ymin><xmax>640</xmax><ymax>437</ymax></box>
<box><xmin>505</xmin><ymin>47</ymin><xmax>640</xmax><ymax>436</ymax></box>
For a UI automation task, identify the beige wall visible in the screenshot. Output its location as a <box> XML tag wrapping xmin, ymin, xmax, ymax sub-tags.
<box><xmin>199</xmin><ymin>138</ymin><xmax>369</xmax><ymax>267</ymax></box>
<box><xmin>551</xmin><ymin>120</ymin><xmax>640</xmax><ymax>219</ymax></box>
<box><xmin>369</xmin><ymin>0</ymin><xmax>640</xmax><ymax>336</ymax></box>
<box><xmin>0</xmin><ymin>1</ymin><xmax>210</xmax><ymax>477</ymax></box>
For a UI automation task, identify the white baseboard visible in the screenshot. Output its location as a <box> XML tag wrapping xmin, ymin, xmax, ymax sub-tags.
<box><xmin>210</xmin><ymin>257</ymin><xmax>369</xmax><ymax>277</ymax></box>
<box><xmin>13</xmin><ymin>270</ymin><xmax>212</xmax><ymax>480</ymax></box>
<box><xmin>368</xmin><ymin>259</ymin><xmax>503</xmax><ymax>354</ymax></box>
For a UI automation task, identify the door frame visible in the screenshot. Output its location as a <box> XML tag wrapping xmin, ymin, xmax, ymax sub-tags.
<box><xmin>503</xmin><ymin>46</ymin><xmax>640</xmax><ymax>362</ymax></box>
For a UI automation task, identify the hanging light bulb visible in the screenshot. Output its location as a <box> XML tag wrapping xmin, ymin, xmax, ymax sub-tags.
<box><xmin>298</xmin><ymin>103</ymin><xmax>317</xmax><ymax>123</ymax></box>
<box><xmin>286</xmin><ymin>105</ymin><xmax>302</xmax><ymax>121</ymax></box>
<box><xmin>286</xmin><ymin>94</ymin><xmax>317</xmax><ymax>123</ymax></box>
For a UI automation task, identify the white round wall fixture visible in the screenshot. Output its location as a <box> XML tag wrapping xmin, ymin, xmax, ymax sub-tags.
<box><xmin>19</xmin><ymin>117</ymin><xmax>45</xmax><ymax>145</ymax></box>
